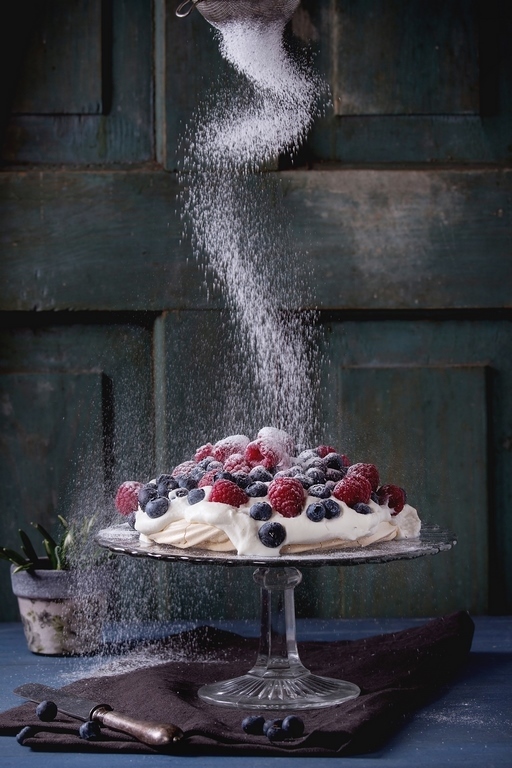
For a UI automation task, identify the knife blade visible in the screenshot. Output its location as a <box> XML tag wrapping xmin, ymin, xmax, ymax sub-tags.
<box><xmin>14</xmin><ymin>683</ymin><xmax>183</xmax><ymax>746</ymax></box>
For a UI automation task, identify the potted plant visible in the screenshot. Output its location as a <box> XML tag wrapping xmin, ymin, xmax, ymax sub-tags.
<box><xmin>1</xmin><ymin>516</ymin><xmax>110</xmax><ymax>656</ymax></box>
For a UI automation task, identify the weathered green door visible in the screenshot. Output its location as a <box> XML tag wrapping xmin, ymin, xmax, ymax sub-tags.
<box><xmin>1</xmin><ymin>0</ymin><xmax>511</xmax><ymax>622</ymax></box>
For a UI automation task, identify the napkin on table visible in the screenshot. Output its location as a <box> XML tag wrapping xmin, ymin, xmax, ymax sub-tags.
<box><xmin>0</xmin><ymin>610</ymin><xmax>474</xmax><ymax>755</ymax></box>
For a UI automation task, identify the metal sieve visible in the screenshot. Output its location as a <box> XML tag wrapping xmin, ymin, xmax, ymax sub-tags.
<box><xmin>176</xmin><ymin>0</ymin><xmax>300</xmax><ymax>27</ymax></box>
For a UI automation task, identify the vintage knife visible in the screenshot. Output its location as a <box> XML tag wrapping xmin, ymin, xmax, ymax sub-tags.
<box><xmin>14</xmin><ymin>683</ymin><xmax>183</xmax><ymax>746</ymax></box>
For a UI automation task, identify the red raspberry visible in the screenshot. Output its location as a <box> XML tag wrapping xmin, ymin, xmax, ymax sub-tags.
<box><xmin>340</xmin><ymin>454</ymin><xmax>351</xmax><ymax>467</ymax></box>
<box><xmin>245</xmin><ymin>440</ymin><xmax>279</xmax><ymax>469</ymax></box>
<box><xmin>172</xmin><ymin>460</ymin><xmax>197</xmax><ymax>478</ymax></box>
<box><xmin>198</xmin><ymin>469</ymin><xmax>218</xmax><ymax>487</ymax></box>
<box><xmin>267</xmin><ymin>477</ymin><xmax>305</xmax><ymax>518</ymax></box>
<box><xmin>315</xmin><ymin>445</ymin><xmax>337</xmax><ymax>458</ymax></box>
<box><xmin>333</xmin><ymin>475</ymin><xmax>371</xmax><ymax>507</ymax></box>
<box><xmin>212</xmin><ymin>435</ymin><xmax>250</xmax><ymax>463</ymax></box>
<box><xmin>194</xmin><ymin>443</ymin><xmax>214</xmax><ymax>462</ymax></box>
<box><xmin>223</xmin><ymin>453</ymin><xmax>251</xmax><ymax>473</ymax></box>
<box><xmin>347</xmin><ymin>462</ymin><xmax>380</xmax><ymax>491</ymax></box>
<box><xmin>377</xmin><ymin>484</ymin><xmax>406</xmax><ymax>515</ymax></box>
<box><xmin>209</xmin><ymin>479</ymin><xmax>248</xmax><ymax>507</ymax></box>
<box><xmin>115</xmin><ymin>481</ymin><xmax>142</xmax><ymax>515</ymax></box>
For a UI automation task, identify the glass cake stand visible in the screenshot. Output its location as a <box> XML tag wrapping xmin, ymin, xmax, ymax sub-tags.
<box><xmin>96</xmin><ymin>524</ymin><xmax>456</xmax><ymax>710</ymax></box>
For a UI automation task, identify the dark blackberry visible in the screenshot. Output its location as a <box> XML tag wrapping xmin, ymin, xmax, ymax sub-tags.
<box><xmin>246</xmin><ymin>481</ymin><xmax>268</xmax><ymax>497</ymax></box>
<box><xmin>36</xmin><ymin>700</ymin><xmax>57</xmax><ymax>722</ymax></box>
<box><xmin>326</xmin><ymin>468</ymin><xmax>345</xmax><ymax>483</ymax></box>
<box><xmin>188</xmin><ymin>488</ymin><xmax>206</xmax><ymax>505</ymax></box>
<box><xmin>145</xmin><ymin>497</ymin><xmax>170</xmax><ymax>518</ymax></box>
<box><xmin>258</xmin><ymin>522</ymin><xmax>286</xmax><ymax>548</ymax></box>
<box><xmin>249</xmin><ymin>466</ymin><xmax>274</xmax><ymax>482</ymax></box>
<box><xmin>233</xmin><ymin>471</ymin><xmax>250</xmax><ymax>488</ymax></box>
<box><xmin>323</xmin><ymin>498</ymin><xmax>341</xmax><ymax>519</ymax></box>
<box><xmin>306</xmin><ymin>502</ymin><xmax>325</xmax><ymax>522</ymax></box>
<box><xmin>138</xmin><ymin>483</ymin><xmax>158</xmax><ymax>509</ymax></box>
<box><xmin>308</xmin><ymin>484</ymin><xmax>331</xmax><ymax>499</ymax></box>
<box><xmin>241</xmin><ymin>715</ymin><xmax>265</xmax><ymax>735</ymax></box>
<box><xmin>250</xmin><ymin>502</ymin><xmax>272</xmax><ymax>520</ymax></box>
<box><xmin>177</xmin><ymin>474</ymin><xmax>198</xmax><ymax>491</ymax></box>
<box><xmin>305</xmin><ymin>467</ymin><xmax>326</xmax><ymax>484</ymax></box>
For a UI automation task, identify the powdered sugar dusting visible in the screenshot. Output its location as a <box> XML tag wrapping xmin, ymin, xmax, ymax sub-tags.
<box><xmin>179</xmin><ymin>18</ymin><xmax>328</xmax><ymax>448</ymax></box>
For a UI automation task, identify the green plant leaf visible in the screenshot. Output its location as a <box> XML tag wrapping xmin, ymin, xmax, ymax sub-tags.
<box><xmin>0</xmin><ymin>547</ymin><xmax>28</xmax><ymax>566</ymax></box>
<box><xmin>43</xmin><ymin>539</ymin><xmax>58</xmax><ymax>570</ymax></box>
<box><xmin>12</xmin><ymin>562</ymin><xmax>35</xmax><ymax>574</ymax></box>
<box><xmin>31</xmin><ymin>522</ymin><xmax>58</xmax><ymax>549</ymax></box>
<box><xmin>57</xmin><ymin>515</ymin><xmax>69</xmax><ymax>530</ymax></box>
<box><xmin>18</xmin><ymin>529</ymin><xmax>40</xmax><ymax>568</ymax></box>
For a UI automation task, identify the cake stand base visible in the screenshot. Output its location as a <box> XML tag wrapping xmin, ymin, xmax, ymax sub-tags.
<box><xmin>198</xmin><ymin>566</ymin><xmax>360</xmax><ymax>710</ymax></box>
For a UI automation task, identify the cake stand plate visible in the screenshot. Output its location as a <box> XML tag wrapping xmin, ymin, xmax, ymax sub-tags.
<box><xmin>96</xmin><ymin>524</ymin><xmax>456</xmax><ymax>710</ymax></box>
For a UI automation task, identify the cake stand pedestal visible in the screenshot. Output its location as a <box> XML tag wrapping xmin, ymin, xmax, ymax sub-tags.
<box><xmin>96</xmin><ymin>524</ymin><xmax>456</xmax><ymax>710</ymax></box>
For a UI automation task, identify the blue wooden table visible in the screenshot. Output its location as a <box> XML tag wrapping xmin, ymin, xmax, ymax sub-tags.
<box><xmin>1</xmin><ymin>617</ymin><xmax>511</xmax><ymax>768</ymax></box>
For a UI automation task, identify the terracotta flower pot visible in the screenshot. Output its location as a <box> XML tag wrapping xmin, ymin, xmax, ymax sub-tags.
<box><xmin>10</xmin><ymin>561</ymin><xmax>110</xmax><ymax>656</ymax></box>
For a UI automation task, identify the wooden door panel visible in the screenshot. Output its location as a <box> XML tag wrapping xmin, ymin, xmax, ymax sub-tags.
<box><xmin>2</xmin><ymin>0</ymin><xmax>152</xmax><ymax>164</ymax></box>
<box><xmin>12</xmin><ymin>0</ymin><xmax>104</xmax><ymax>115</ymax></box>
<box><xmin>1</xmin><ymin>168</ymin><xmax>510</xmax><ymax>312</ymax></box>
<box><xmin>0</xmin><ymin>371</ymin><xmax>105</xmax><ymax>620</ymax></box>
<box><xmin>313</xmin><ymin>365</ymin><xmax>489</xmax><ymax>617</ymax></box>
<box><xmin>295</xmin><ymin>0</ymin><xmax>512</xmax><ymax>163</ymax></box>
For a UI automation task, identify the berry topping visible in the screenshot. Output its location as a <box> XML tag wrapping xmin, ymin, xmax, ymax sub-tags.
<box><xmin>249</xmin><ymin>465</ymin><xmax>274</xmax><ymax>482</ymax></box>
<box><xmin>267</xmin><ymin>477</ymin><xmax>305</xmax><ymax>518</ymax></box>
<box><xmin>36</xmin><ymin>700</ymin><xmax>58</xmax><ymax>722</ymax></box>
<box><xmin>223</xmin><ymin>453</ymin><xmax>251</xmax><ymax>473</ymax></box>
<box><xmin>174</xmin><ymin>488</ymin><xmax>189</xmax><ymax>497</ymax></box>
<box><xmin>250</xmin><ymin>501</ymin><xmax>273</xmax><ymax>520</ymax></box>
<box><xmin>282</xmin><ymin>714</ymin><xmax>305</xmax><ymax>738</ymax></box>
<box><xmin>305</xmin><ymin>468</ymin><xmax>326</xmax><ymax>484</ymax></box>
<box><xmin>172</xmin><ymin>460</ymin><xmax>197</xmax><ymax>478</ymax></box>
<box><xmin>16</xmin><ymin>726</ymin><xmax>36</xmax><ymax>745</ymax></box>
<box><xmin>177</xmin><ymin>474</ymin><xmax>199</xmax><ymax>491</ymax></box>
<box><xmin>138</xmin><ymin>483</ymin><xmax>158</xmax><ymax>509</ymax></box>
<box><xmin>326</xmin><ymin>468</ymin><xmax>345</xmax><ymax>483</ymax></box>
<box><xmin>323</xmin><ymin>498</ymin><xmax>342</xmax><ymax>519</ymax></box>
<box><xmin>209</xmin><ymin>479</ymin><xmax>249</xmax><ymax>507</ymax></box>
<box><xmin>323</xmin><ymin>452</ymin><xmax>346</xmax><ymax>470</ymax></box>
<box><xmin>266</xmin><ymin>724</ymin><xmax>287</xmax><ymax>742</ymax></box>
<box><xmin>377</xmin><ymin>484</ymin><xmax>407</xmax><ymax>514</ymax></box>
<box><xmin>198</xmin><ymin>469</ymin><xmax>218</xmax><ymax>487</ymax></box>
<box><xmin>258</xmin><ymin>521</ymin><xmax>286</xmax><ymax>548</ymax></box>
<box><xmin>115</xmin><ymin>481</ymin><xmax>143</xmax><ymax>515</ymax></box>
<box><xmin>188</xmin><ymin>488</ymin><xmax>206</xmax><ymax>505</ymax></box>
<box><xmin>79</xmin><ymin>720</ymin><xmax>102</xmax><ymax>741</ymax></box>
<box><xmin>245</xmin><ymin>439</ymin><xmax>279</xmax><ymax>469</ymax></box>
<box><xmin>308</xmin><ymin>484</ymin><xmax>331</xmax><ymax>499</ymax></box>
<box><xmin>332</xmin><ymin>475</ymin><xmax>372</xmax><ymax>506</ymax></box>
<box><xmin>347</xmin><ymin>462</ymin><xmax>380</xmax><ymax>492</ymax></box>
<box><xmin>145</xmin><ymin>497</ymin><xmax>170</xmax><ymax>518</ymax></box>
<box><xmin>156</xmin><ymin>474</ymin><xmax>178</xmax><ymax>496</ymax></box>
<box><xmin>263</xmin><ymin>718</ymin><xmax>283</xmax><ymax>735</ymax></box>
<box><xmin>353</xmin><ymin>502</ymin><xmax>372</xmax><ymax>515</ymax></box>
<box><xmin>212</xmin><ymin>434</ymin><xmax>250</xmax><ymax>462</ymax></box>
<box><xmin>306</xmin><ymin>502</ymin><xmax>325</xmax><ymax>522</ymax></box>
<box><xmin>242</xmin><ymin>715</ymin><xmax>265</xmax><ymax>735</ymax></box>
<box><xmin>194</xmin><ymin>443</ymin><xmax>214</xmax><ymax>462</ymax></box>
<box><xmin>315</xmin><ymin>445</ymin><xmax>337</xmax><ymax>458</ymax></box>
<box><xmin>246</xmin><ymin>481</ymin><xmax>268</xmax><ymax>497</ymax></box>
<box><xmin>233</xmin><ymin>471</ymin><xmax>250</xmax><ymax>488</ymax></box>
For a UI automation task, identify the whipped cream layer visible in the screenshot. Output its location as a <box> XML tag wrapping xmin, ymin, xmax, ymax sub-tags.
<box><xmin>135</xmin><ymin>484</ymin><xmax>421</xmax><ymax>558</ymax></box>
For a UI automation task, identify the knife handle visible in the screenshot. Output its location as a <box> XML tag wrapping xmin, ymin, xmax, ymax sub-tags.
<box><xmin>92</xmin><ymin>705</ymin><xmax>183</xmax><ymax>746</ymax></box>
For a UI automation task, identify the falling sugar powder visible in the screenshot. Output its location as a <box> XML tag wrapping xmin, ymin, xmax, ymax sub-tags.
<box><xmin>179</xmin><ymin>18</ymin><xmax>329</xmax><ymax>449</ymax></box>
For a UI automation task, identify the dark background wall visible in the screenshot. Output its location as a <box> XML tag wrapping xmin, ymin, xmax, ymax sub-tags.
<box><xmin>1</xmin><ymin>0</ymin><xmax>511</xmax><ymax>622</ymax></box>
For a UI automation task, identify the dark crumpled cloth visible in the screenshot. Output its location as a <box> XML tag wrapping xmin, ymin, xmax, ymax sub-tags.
<box><xmin>0</xmin><ymin>611</ymin><xmax>474</xmax><ymax>755</ymax></box>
